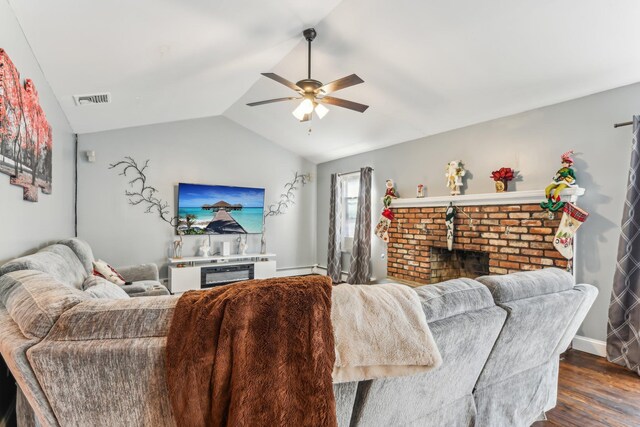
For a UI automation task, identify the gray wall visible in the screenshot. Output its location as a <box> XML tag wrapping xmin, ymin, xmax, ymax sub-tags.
<box><xmin>0</xmin><ymin>0</ymin><xmax>76</xmax><ymax>264</ymax></box>
<box><xmin>77</xmin><ymin>116</ymin><xmax>316</xmax><ymax>276</ymax></box>
<box><xmin>317</xmin><ymin>82</ymin><xmax>640</xmax><ymax>342</ymax></box>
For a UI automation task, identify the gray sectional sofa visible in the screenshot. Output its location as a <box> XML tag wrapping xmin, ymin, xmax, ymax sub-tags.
<box><xmin>0</xmin><ymin>238</ymin><xmax>169</xmax><ymax>297</ymax></box>
<box><xmin>0</xmin><ymin>239</ymin><xmax>597</xmax><ymax>427</ymax></box>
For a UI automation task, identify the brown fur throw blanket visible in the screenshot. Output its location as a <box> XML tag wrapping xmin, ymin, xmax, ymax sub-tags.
<box><xmin>166</xmin><ymin>276</ymin><xmax>337</xmax><ymax>427</ymax></box>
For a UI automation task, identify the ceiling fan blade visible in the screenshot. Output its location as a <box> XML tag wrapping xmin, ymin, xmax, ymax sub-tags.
<box><xmin>300</xmin><ymin>113</ymin><xmax>312</xmax><ymax>122</ymax></box>
<box><xmin>246</xmin><ymin>97</ymin><xmax>300</xmax><ymax>107</ymax></box>
<box><xmin>261</xmin><ymin>73</ymin><xmax>303</xmax><ymax>92</ymax></box>
<box><xmin>316</xmin><ymin>74</ymin><xmax>364</xmax><ymax>95</ymax></box>
<box><xmin>320</xmin><ymin>96</ymin><xmax>369</xmax><ymax>113</ymax></box>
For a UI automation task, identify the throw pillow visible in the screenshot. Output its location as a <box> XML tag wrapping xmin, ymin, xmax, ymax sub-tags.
<box><xmin>92</xmin><ymin>259</ymin><xmax>126</xmax><ymax>286</ymax></box>
<box><xmin>83</xmin><ymin>275</ymin><xmax>130</xmax><ymax>299</ymax></box>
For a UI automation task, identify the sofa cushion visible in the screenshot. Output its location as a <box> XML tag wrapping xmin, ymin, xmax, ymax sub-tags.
<box><xmin>58</xmin><ymin>238</ymin><xmax>95</xmax><ymax>276</ymax></box>
<box><xmin>93</xmin><ymin>259</ymin><xmax>126</xmax><ymax>286</ymax></box>
<box><xmin>414</xmin><ymin>278</ymin><xmax>496</xmax><ymax>323</ymax></box>
<box><xmin>121</xmin><ymin>280</ymin><xmax>170</xmax><ymax>297</ymax></box>
<box><xmin>476</xmin><ymin>268</ymin><xmax>573</xmax><ymax>303</ymax></box>
<box><xmin>0</xmin><ymin>245</ymin><xmax>87</xmax><ymax>289</ymax></box>
<box><xmin>83</xmin><ymin>276</ymin><xmax>130</xmax><ymax>299</ymax></box>
<box><xmin>0</xmin><ymin>270</ymin><xmax>89</xmax><ymax>339</ymax></box>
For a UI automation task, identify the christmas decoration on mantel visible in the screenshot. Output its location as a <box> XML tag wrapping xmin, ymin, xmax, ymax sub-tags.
<box><xmin>490</xmin><ymin>167</ymin><xmax>516</xmax><ymax>192</ymax></box>
<box><xmin>553</xmin><ymin>202</ymin><xmax>588</xmax><ymax>265</ymax></box>
<box><xmin>375</xmin><ymin>179</ymin><xmax>398</xmax><ymax>242</ymax></box>
<box><xmin>445</xmin><ymin>203</ymin><xmax>456</xmax><ymax>250</ymax></box>
<box><xmin>540</xmin><ymin>150</ymin><xmax>577</xmax><ymax>212</ymax></box>
<box><xmin>446</xmin><ymin>160</ymin><xmax>466</xmax><ymax>195</ymax></box>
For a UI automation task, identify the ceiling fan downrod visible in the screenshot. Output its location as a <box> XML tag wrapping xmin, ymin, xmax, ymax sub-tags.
<box><xmin>303</xmin><ymin>28</ymin><xmax>316</xmax><ymax>80</ymax></box>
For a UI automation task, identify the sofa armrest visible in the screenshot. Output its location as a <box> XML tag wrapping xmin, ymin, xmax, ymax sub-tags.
<box><xmin>28</xmin><ymin>336</ymin><xmax>176</xmax><ymax>427</ymax></box>
<box><xmin>117</xmin><ymin>263</ymin><xmax>159</xmax><ymax>282</ymax></box>
<box><xmin>553</xmin><ymin>283</ymin><xmax>599</xmax><ymax>354</ymax></box>
<box><xmin>46</xmin><ymin>295</ymin><xmax>179</xmax><ymax>341</ymax></box>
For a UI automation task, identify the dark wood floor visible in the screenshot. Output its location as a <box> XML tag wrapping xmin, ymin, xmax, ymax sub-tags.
<box><xmin>533</xmin><ymin>349</ymin><xmax>640</xmax><ymax>427</ymax></box>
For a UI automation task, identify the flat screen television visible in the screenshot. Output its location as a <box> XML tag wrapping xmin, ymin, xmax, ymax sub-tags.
<box><xmin>177</xmin><ymin>183</ymin><xmax>265</xmax><ymax>235</ymax></box>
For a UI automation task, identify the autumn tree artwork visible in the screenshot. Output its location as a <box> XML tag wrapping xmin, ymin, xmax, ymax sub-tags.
<box><xmin>0</xmin><ymin>49</ymin><xmax>52</xmax><ymax>202</ymax></box>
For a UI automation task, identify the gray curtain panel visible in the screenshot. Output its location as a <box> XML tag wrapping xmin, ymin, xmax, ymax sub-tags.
<box><xmin>327</xmin><ymin>173</ymin><xmax>343</xmax><ymax>283</ymax></box>
<box><xmin>348</xmin><ymin>167</ymin><xmax>373</xmax><ymax>284</ymax></box>
<box><xmin>607</xmin><ymin>115</ymin><xmax>640</xmax><ymax>376</ymax></box>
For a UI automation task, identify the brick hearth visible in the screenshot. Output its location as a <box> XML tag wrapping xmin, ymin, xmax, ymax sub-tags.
<box><xmin>387</xmin><ymin>204</ymin><xmax>568</xmax><ymax>284</ymax></box>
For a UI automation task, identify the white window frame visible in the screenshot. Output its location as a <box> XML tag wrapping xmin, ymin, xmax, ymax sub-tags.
<box><xmin>340</xmin><ymin>171</ymin><xmax>361</xmax><ymax>253</ymax></box>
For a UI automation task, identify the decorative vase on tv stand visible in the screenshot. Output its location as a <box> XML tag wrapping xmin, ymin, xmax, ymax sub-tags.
<box><xmin>260</xmin><ymin>230</ymin><xmax>267</xmax><ymax>254</ymax></box>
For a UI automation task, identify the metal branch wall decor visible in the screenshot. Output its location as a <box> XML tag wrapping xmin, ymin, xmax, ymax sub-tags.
<box><xmin>109</xmin><ymin>157</ymin><xmax>178</xmax><ymax>227</ymax></box>
<box><xmin>0</xmin><ymin>49</ymin><xmax>53</xmax><ymax>201</ymax></box>
<box><xmin>261</xmin><ymin>171</ymin><xmax>311</xmax><ymax>253</ymax></box>
<box><xmin>264</xmin><ymin>171</ymin><xmax>311</xmax><ymax>218</ymax></box>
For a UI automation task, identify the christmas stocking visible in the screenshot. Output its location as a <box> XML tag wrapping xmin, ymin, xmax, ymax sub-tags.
<box><xmin>445</xmin><ymin>205</ymin><xmax>456</xmax><ymax>251</ymax></box>
<box><xmin>375</xmin><ymin>208</ymin><xmax>394</xmax><ymax>242</ymax></box>
<box><xmin>553</xmin><ymin>203</ymin><xmax>588</xmax><ymax>259</ymax></box>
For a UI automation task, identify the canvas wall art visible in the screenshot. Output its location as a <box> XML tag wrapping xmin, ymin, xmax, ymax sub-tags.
<box><xmin>177</xmin><ymin>183</ymin><xmax>265</xmax><ymax>235</ymax></box>
<box><xmin>0</xmin><ymin>48</ymin><xmax>52</xmax><ymax>202</ymax></box>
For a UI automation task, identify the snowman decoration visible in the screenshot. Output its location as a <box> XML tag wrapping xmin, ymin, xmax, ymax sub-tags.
<box><xmin>446</xmin><ymin>160</ymin><xmax>466</xmax><ymax>196</ymax></box>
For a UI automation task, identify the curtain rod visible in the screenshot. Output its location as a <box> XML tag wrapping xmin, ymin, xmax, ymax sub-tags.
<box><xmin>614</xmin><ymin>121</ymin><xmax>633</xmax><ymax>128</ymax></box>
<box><xmin>337</xmin><ymin>168</ymin><xmax>374</xmax><ymax>176</ymax></box>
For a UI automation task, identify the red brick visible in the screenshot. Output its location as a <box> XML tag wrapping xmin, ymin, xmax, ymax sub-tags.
<box><xmin>529</xmin><ymin>257</ymin><xmax>554</xmax><ymax>266</ymax></box>
<box><xmin>482</xmin><ymin>232</ymin><xmax>500</xmax><ymax>239</ymax></box>
<box><xmin>499</xmin><ymin>247</ymin><xmax>520</xmax><ymax>254</ymax></box>
<box><xmin>482</xmin><ymin>206</ymin><xmax>501</xmax><ymax>212</ymax></box>
<box><xmin>530</xmin><ymin>227</ymin><xmax>553</xmax><ymax>235</ymax></box>
<box><xmin>530</xmin><ymin>242</ymin><xmax>552</xmax><ymax>249</ymax></box>
<box><xmin>508</xmin><ymin>255</ymin><xmax>530</xmax><ymax>263</ymax></box>
<box><xmin>499</xmin><ymin>261</ymin><xmax>521</xmax><ymax>269</ymax></box>
<box><xmin>509</xmin><ymin>212</ymin><xmax>531</xmax><ymax>219</ymax></box>
<box><xmin>521</xmin><ymin>248</ymin><xmax>544</xmax><ymax>256</ymax></box>
<box><xmin>544</xmin><ymin>250</ymin><xmax>565</xmax><ymax>259</ymax></box>
<box><xmin>522</xmin><ymin>205</ymin><xmax>543</xmax><ymax>212</ymax></box>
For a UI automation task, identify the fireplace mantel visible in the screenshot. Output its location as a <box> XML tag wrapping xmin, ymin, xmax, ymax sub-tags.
<box><xmin>391</xmin><ymin>187</ymin><xmax>585</xmax><ymax>208</ymax></box>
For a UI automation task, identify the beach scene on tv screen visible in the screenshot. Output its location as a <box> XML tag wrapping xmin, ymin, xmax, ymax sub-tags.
<box><xmin>177</xmin><ymin>183</ymin><xmax>265</xmax><ymax>235</ymax></box>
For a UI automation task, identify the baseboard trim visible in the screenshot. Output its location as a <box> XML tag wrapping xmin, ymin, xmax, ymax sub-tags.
<box><xmin>313</xmin><ymin>265</ymin><xmax>349</xmax><ymax>282</ymax></box>
<box><xmin>274</xmin><ymin>266</ymin><xmax>316</xmax><ymax>277</ymax></box>
<box><xmin>572</xmin><ymin>335</ymin><xmax>607</xmax><ymax>357</ymax></box>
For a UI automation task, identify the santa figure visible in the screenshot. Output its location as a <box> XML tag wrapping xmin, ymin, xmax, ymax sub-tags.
<box><xmin>446</xmin><ymin>160</ymin><xmax>466</xmax><ymax>195</ymax></box>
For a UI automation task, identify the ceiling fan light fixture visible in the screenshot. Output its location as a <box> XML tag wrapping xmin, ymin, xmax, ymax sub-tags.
<box><xmin>299</xmin><ymin>98</ymin><xmax>314</xmax><ymax>114</ymax></box>
<box><xmin>292</xmin><ymin>102</ymin><xmax>308</xmax><ymax>121</ymax></box>
<box><xmin>314</xmin><ymin>102</ymin><xmax>329</xmax><ymax>119</ymax></box>
<box><xmin>248</xmin><ymin>28</ymin><xmax>368</xmax><ymax>122</ymax></box>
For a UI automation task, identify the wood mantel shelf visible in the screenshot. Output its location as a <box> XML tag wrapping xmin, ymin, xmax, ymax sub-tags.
<box><xmin>391</xmin><ymin>187</ymin><xmax>585</xmax><ymax>208</ymax></box>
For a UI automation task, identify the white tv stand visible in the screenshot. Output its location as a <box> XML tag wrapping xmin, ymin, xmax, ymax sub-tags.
<box><xmin>168</xmin><ymin>253</ymin><xmax>276</xmax><ymax>294</ymax></box>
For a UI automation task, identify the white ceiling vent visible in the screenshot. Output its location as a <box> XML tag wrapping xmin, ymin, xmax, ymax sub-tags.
<box><xmin>73</xmin><ymin>93</ymin><xmax>111</xmax><ymax>106</ymax></box>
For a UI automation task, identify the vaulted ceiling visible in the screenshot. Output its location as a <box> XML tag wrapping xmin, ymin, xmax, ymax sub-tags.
<box><xmin>9</xmin><ymin>0</ymin><xmax>640</xmax><ymax>163</ymax></box>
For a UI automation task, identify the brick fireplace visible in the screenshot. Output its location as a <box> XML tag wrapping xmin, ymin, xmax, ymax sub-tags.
<box><xmin>386</xmin><ymin>189</ymin><xmax>583</xmax><ymax>285</ymax></box>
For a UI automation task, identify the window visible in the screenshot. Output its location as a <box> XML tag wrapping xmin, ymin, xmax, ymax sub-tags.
<box><xmin>341</xmin><ymin>172</ymin><xmax>360</xmax><ymax>252</ymax></box>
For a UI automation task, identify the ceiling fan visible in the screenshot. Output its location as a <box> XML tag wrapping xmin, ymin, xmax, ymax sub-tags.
<box><xmin>247</xmin><ymin>28</ymin><xmax>368</xmax><ymax>122</ymax></box>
